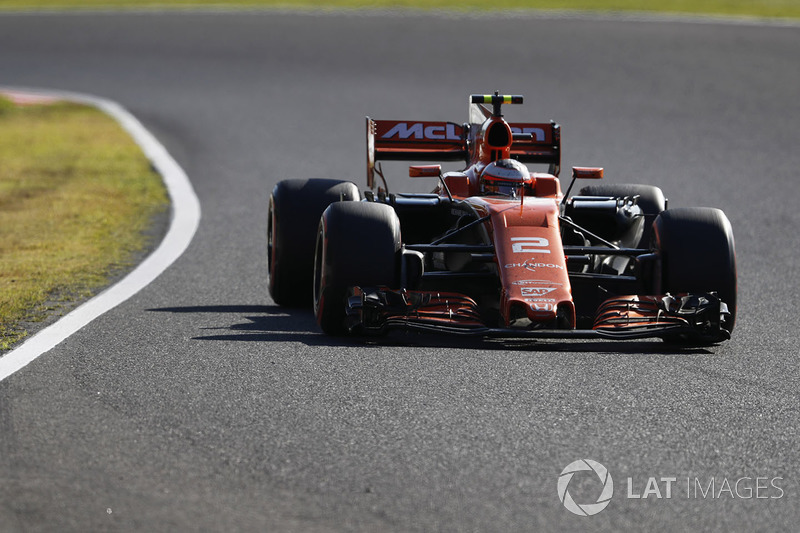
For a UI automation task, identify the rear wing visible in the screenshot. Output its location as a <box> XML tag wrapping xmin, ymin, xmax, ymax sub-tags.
<box><xmin>367</xmin><ymin>116</ymin><xmax>561</xmax><ymax>188</ymax></box>
<box><xmin>367</xmin><ymin>118</ymin><xmax>468</xmax><ymax>189</ymax></box>
<box><xmin>506</xmin><ymin>121</ymin><xmax>561</xmax><ymax>175</ymax></box>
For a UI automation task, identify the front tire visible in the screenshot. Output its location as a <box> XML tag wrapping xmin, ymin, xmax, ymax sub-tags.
<box><xmin>314</xmin><ymin>202</ymin><xmax>401</xmax><ymax>335</ymax></box>
<box><xmin>652</xmin><ymin>207</ymin><xmax>737</xmax><ymax>334</ymax></box>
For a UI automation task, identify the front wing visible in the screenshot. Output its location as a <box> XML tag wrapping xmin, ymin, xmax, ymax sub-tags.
<box><xmin>345</xmin><ymin>288</ymin><xmax>731</xmax><ymax>343</ymax></box>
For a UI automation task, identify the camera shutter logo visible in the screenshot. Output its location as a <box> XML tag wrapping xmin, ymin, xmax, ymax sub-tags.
<box><xmin>557</xmin><ymin>459</ymin><xmax>614</xmax><ymax>516</ymax></box>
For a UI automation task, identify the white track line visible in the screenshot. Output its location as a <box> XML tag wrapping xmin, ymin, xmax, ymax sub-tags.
<box><xmin>0</xmin><ymin>87</ymin><xmax>201</xmax><ymax>382</ymax></box>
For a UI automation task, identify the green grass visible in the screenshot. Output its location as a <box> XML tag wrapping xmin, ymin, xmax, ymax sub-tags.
<box><xmin>0</xmin><ymin>97</ymin><xmax>168</xmax><ymax>350</ymax></box>
<box><xmin>0</xmin><ymin>0</ymin><xmax>798</xmax><ymax>19</ymax></box>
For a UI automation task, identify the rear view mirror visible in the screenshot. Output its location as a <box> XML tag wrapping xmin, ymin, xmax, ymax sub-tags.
<box><xmin>572</xmin><ymin>167</ymin><xmax>604</xmax><ymax>180</ymax></box>
<box><xmin>409</xmin><ymin>165</ymin><xmax>442</xmax><ymax>178</ymax></box>
<box><xmin>563</xmin><ymin>166</ymin><xmax>605</xmax><ymax>204</ymax></box>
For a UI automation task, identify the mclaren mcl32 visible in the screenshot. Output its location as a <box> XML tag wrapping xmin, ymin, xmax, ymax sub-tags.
<box><xmin>268</xmin><ymin>93</ymin><xmax>736</xmax><ymax>344</ymax></box>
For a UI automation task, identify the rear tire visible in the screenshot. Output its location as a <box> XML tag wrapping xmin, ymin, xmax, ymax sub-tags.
<box><xmin>652</xmin><ymin>207</ymin><xmax>737</xmax><ymax>334</ymax></box>
<box><xmin>314</xmin><ymin>202</ymin><xmax>401</xmax><ymax>335</ymax></box>
<box><xmin>268</xmin><ymin>179</ymin><xmax>359</xmax><ymax>306</ymax></box>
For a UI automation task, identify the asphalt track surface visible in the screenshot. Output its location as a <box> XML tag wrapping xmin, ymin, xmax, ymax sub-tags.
<box><xmin>1</xmin><ymin>9</ymin><xmax>799</xmax><ymax>532</ymax></box>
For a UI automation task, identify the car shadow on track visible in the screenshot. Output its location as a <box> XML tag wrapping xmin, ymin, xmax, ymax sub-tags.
<box><xmin>148</xmin><ymin>304</ymin><xmax>343</xmax><ymax>347</ymax></box>
<box><xmin>148</xmin><ymin>304</ymin><xmax>718</xmax><ymax>355</ymax></box>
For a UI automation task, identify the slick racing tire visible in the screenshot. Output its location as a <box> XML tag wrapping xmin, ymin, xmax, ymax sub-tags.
<box><xmin>268</xmin><ymin>179</ymin><xmax>359</xmax><ymax>307</ymax></box>
<box><xmin>314</xmin><ymin>201</ymin><xmax>401</xmax><ymax>336</ymax></box>
<box><xmin>652</xmin><ymin>207</ymin><xmax>737</xmax><ymax>335</ymax></box>
<box><xmin>579</xmin><ymin>183</ymin><xmax>666</xmax><ymax>248</ymax></box>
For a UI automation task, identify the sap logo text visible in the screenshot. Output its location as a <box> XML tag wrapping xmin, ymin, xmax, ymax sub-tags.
<box><xmin>382</xmin><ymin>122</ymin><xmax>461</xmax><ymax>141</ymax></box>
<box><xmin>521</xmin><ymin>287</ymin><xmax>556</xmax><ymax>296</ymax></box>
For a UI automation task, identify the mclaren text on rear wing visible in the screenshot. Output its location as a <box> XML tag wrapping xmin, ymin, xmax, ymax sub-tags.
<box><xmin>366</xmin><ymin>117</ymin><xmax>560</xmax><ymax>188</ymax></box>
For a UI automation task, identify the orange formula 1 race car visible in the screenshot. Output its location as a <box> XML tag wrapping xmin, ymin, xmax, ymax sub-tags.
<box><xmin>268</xmin><ymin>94</ymin><xmax>736</xmax><ymax>344</ymax></box>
